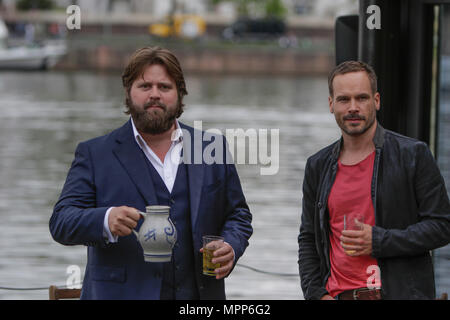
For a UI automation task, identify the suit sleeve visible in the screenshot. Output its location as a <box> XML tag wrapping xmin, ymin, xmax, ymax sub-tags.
<box><xmin>49</xmin><ymin>142</ymin><xmax>108</xmax><ymax>246</ymax></box>
<box><xmin>220</xmin><ymin>138</ymin><xmax>253</xmax><ymax>263</ymax></box>
<box><xmin>372</xmin><ymin>142</ymin><xmax>450</xmax><ymax>258</ymax></box>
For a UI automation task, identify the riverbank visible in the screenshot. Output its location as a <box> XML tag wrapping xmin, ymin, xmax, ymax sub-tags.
<box><xmin>56</xmin><ymin>34</ymin><xmax>334</xmax><ymax>75</ymax></box>
<box><xmin>2</xmin><ymin>11</ymin><xmax>335</xmax><ymax>75</ymax></box>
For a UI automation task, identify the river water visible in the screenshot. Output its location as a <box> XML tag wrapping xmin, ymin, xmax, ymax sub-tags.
<box><xmin>0</xmin><ymin>70</ymin><xmax>339</xmax><ymax>299</ymax></box>
<box><xmin>1</xmin><ymin>70</ymin><xmax>448</xmax><ymax>300</ymax></box>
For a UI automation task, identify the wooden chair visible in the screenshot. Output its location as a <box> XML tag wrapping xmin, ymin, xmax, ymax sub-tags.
<box><xmin>437</xmin><ymin>293</ymin><xmax>448</xmax><ymax>300</ymax></box>
<box><xmin>49</xmin><ymin>285</ymin><xmax>81</xmax><ymax>300</ymax></box>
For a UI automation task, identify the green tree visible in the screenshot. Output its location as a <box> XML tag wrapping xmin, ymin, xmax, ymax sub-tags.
<box><xmin>17</xmin><ymin>0</ymin><xmax>54</xmax><ymax>11</ymax></box>
<box><xmin>264</xmin><ymin>0</ymin><xmax>286</xmax><ymax>18</ymax></box>
<box><xmin>211</xmin><ymin>0</ymin><xmax>286</xmax><ymax>19</ymax></box>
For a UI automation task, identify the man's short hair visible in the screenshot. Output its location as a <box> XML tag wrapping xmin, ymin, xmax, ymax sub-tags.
<box><xmin>328</xmin><ymin>61</ymin><xmax>378</xmax><ymax>97</ymax></box>
<box><xmin>122</xmin><ymin>47</ymin><xmax>188</xmax><ymax>116</ymax></box>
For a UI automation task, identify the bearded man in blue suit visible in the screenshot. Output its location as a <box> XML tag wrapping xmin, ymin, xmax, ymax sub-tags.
<box><xmin>49</xmin><ymin>47</ymin><xmax>253</xmax><ymax>300</ymax></box>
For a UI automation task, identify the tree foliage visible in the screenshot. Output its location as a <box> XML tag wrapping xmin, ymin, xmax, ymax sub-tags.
<box><xmin>212</xmin><ymin>0</ymin><xmax>287</xmax><ymax>18</ymax></box>
<box><xmin>17</xmin><ymin>0</ymin><xmax>54</xmax><ymax>11</ymax></box>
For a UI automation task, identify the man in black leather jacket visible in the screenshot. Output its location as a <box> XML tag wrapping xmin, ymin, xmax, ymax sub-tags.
<box><xmin>298</xmin><ymin>61</ymin><xmax>450</xmax><ymax>300</ymax></box>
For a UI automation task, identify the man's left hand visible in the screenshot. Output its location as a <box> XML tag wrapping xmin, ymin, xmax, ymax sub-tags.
<box><xmin>200</xmin><ymin>242</ymin><xmax>235</xmax><ymax>279</ymax></box>
<box><xmin>340</xmin><ymin>221</ymin><xmax>373</xmax><ymax>256</ymax></box>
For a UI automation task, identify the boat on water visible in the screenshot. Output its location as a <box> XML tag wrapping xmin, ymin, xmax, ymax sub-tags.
<box><xmin>0</xmin><ymin>18</ymin><xmax>66</xmax><ymax>70</ymax></box>
<box><xmin>0</xmin><ymin>41</ymin><xmax>67</xmax><ymax>70</ymax></box>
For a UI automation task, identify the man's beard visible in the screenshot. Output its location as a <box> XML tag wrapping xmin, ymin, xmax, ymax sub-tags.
<box><xmin>127</xmin><ymin>98</ymin><xmax>180</xmax><ymax>135</ymax></box>
<box><xmin>336</xmin><ymin>105</ymin><xmax>377</xmax><ymax>137</ymax></box>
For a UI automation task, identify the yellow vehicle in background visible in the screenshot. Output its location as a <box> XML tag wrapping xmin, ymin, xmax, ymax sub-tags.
<box><xmin>149</xmin><ymin>15</ymin><xmax>206</xmax><ymax>39</ymax></box>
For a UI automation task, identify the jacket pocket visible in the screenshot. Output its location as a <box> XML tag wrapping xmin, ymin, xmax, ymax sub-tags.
<box><xmin>91</xmin><ymin>265</ymin><xmax>126</xmax><ymax>283</ymax></box>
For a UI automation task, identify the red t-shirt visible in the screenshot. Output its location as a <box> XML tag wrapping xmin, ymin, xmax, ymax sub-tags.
<box><xmin>326</xmin><ymin>151</ymin><xmax>380</xmax><ymax>297</ymax></box>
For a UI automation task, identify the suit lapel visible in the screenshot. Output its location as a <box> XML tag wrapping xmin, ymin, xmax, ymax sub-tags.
<box><xmin>112</xmin><ymin>120</ymin><xmax>158</xmax><ymax>206</ymax></box>
<box><xmin>181</xmin><ymin>123</ymin><xmax>204</xmax><ymax>229</ymax></box>
<box><xmin>112</xmin><ymin>120</ymin><xmax>205</xmax><ymax>227</ymax></box>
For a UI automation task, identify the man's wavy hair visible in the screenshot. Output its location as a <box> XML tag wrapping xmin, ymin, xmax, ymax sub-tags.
<box><xmin>121</xmin><ymin>47</ymin><xmax>188</xmax><ymax>117</ymax></box>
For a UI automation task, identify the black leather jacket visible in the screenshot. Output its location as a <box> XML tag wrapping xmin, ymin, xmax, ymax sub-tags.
<box><xmin>298</xmin><ymin>123</ymin><xmax>450</xmax><ymax>300</ymax></box>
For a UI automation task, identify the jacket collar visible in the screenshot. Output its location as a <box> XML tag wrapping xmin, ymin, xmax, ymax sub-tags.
<box><xmin>113</xmin><ymin>120</ymin><xmax>158</xmax><ymax>206</ymax></box>
<box><xmin>331</xmin><ymin>122</ymin><xmax>385</xmax><ymax>159</ymax></box>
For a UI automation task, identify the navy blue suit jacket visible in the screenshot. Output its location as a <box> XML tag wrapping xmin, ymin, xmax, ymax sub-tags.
<box><xmin>50</xmin><ymin>120</ymin><xmax>253</xmax><ymax>299</ymax></box>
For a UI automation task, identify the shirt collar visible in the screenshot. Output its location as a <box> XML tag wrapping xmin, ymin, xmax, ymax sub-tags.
<box><xmin>131</xmin><ymin>117</ymin><xmax>183</xmax><ymax>149</ymax></box>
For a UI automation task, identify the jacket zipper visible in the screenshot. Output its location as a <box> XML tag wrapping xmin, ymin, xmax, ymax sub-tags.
<box><xmin>372</xmin><ymin>147</ymin><xmax>385</xmax><ymax>297</ymax></box>
<box><xmin>372</xmin><ymin>148</ymin><xmax>380</xmax><ymax>225</ymax></box>
<box><xmin>321</xmin><ymin>159</ymin><xmax>339</xmax><ymax>281</ymax></box>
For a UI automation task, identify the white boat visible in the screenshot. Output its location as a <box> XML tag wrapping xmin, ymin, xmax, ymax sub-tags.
<box><xmin>0</xmin><ymin>19</ymin><xmax>66</xmax><ymax>70</ymax></box>
<box><xmin>0</xmin><ymin>41</ymin><xmax>67</xmax><ymax>70</ymax></box>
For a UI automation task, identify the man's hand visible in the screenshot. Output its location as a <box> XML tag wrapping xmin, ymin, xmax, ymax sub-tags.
<box><xmin>321</xmin><ymin>294</ymin><xmax>335</xmax><ymax>300</ymax></box>
<box><xmin>340</xmin><ymin>220</ymin><xmax>373</xmax><ymax>256</ymax></box>
<box><xmin>200</xmin><ymin>242</ymin><xmax>235</xmax><ymax>279</ymax></box>
<box><xmin>108</xmin><ymin>206</ymin><xmax>141</xmax><ymax>237</ymax></box>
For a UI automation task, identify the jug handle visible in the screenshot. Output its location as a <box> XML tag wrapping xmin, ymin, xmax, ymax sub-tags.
<box><xmin>132</xmin><ymin>211</ymin><xmax>146</xmax><ymax>238</ymax></box>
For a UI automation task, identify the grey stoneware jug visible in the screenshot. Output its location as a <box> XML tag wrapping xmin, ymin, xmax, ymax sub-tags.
<box><xmin>132</xmin><ymin>205</ymin><xmax>177</xmax><ymax>262</ymax></box>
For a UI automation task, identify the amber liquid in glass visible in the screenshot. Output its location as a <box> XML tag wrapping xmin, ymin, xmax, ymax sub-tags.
<box><xmin>203</xmin><ymin>247</ymin><xmax>220</xmax><ymax>276</ymax></box>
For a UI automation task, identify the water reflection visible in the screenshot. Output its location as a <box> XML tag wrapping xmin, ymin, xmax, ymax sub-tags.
<box><xmin>435</xmin><ymin>57</ymin><xmax>450</xmax><ymax>296</ymax></box>
<box><xmin>0</xmin><ymin>71</ymin><xmax>339</xmax><ymax>299</ymax></box>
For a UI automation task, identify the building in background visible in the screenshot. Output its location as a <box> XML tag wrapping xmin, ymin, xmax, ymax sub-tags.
<box><xmin>0</xmin><ymin>0</ymin><xmax>357</xmax><ymax>19</ymax></box>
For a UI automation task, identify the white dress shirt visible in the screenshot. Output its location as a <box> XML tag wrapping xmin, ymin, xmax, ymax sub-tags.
<box><xmin>102</xmin><ymin>118</ymin><xmax>184</xmax><ymax>243</ymax></box>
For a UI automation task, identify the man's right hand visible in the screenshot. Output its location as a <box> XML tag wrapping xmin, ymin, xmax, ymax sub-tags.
<box><xmin>320</xmin><ymin>294</ymin><xmax>335</xmax><ymax>300</ymax></box>
<box><xmin>108</xmin><ymin>206</ymin><xmax>142</xmax><ymax>237</ymax></box>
